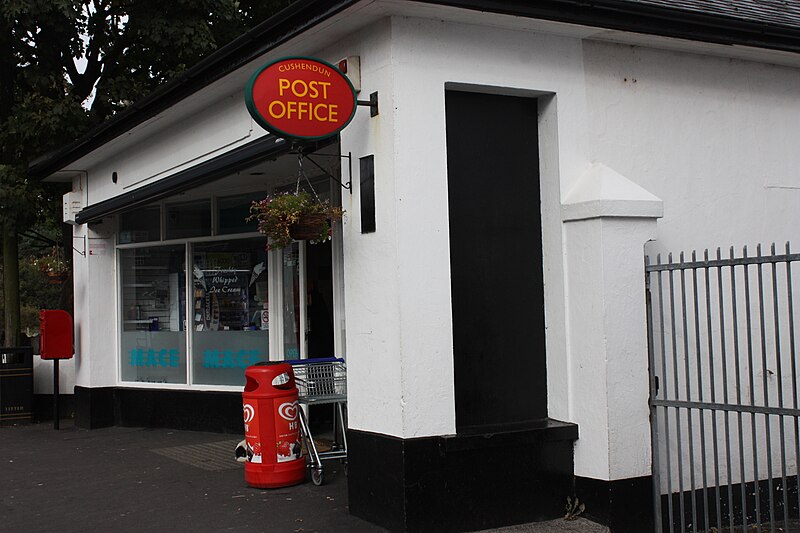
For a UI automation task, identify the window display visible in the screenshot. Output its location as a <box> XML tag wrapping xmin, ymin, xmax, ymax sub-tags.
<box><xmin>119</xmin><ymin>245</ymin><xmax>187</xmax><ymax>383</ymax></box>
<box><xmin>191</xmin><ymin>238</ymin><xmax>269</xmax><ymax>385</ymax></box>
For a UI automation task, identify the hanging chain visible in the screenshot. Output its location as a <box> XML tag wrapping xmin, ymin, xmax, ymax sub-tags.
<box><xmin>295</xmin><ymin>149</ymin><xmax>323</xmax><ymax>204</ymax></box>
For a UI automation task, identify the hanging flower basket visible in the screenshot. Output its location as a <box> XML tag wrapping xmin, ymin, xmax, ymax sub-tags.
<box><xmin>248</xmin><ymin>191</ymin><xmax>344</xmax><ymax>250</ymax></box>
<box><xmin>33</xmin><ymin>247</ymin><xmax>71</xmax><ymax>284</ymax></box>
<box><xmin>46</xmin><ymin>272</ymin><xmax>70</xmax><ymax>285</ymax></box>
<box><xmin>288</xmin><ymin>213</ymin><xmax>330</xmax><ymax>240</ymax></box>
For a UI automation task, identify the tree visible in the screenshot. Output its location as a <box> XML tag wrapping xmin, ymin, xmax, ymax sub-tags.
<box><xmin>0</xmin><ymin>0</ymin><xmax>293</xmax><ymax>346</ymax></box>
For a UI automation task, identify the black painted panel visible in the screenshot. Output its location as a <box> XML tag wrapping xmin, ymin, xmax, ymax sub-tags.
<box><xmin>75</xmin><ymin>386</ymin><xmax>115</xmax><ymax>429</ymax></box>
<box><xmin>33</xmin><ymin>394</ymin><xmax>76</xmax><ymax>422</ymax></box>
<box><xmin>347</xmin><ymin>429</ymin><xmax>407</xmax><ymax>532</ymax></box>
<box><xmin>74</xmin><ymin>386</ymin><xmax>244</xmax><ymax>432</ymax></box>
<box><xmin>445</xmin><ymin>91</ymin><xmax>546</xmax><ymax>432</ymax></box>
<box><xmin>348</xmin><ymin>425</ymin><xmax>576</xmax><ymax>532</ymax></box>
<box><xmin>360</xmin><ymin>155</ymin><xmax>376</xmax><ymax>233</ymax></box>
<box><xmin>575</xmin><ymin>475</ymin><xmax>654</xmax><ymax>532</ymax></box>
<box><xmin>115</xmin><ymin>388</ymin><xmax>243</xmax><ymax>433</ymax></box>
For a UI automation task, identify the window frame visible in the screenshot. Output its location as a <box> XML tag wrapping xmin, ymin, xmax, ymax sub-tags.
<box><xmin>115</xmin><ymin>206</ymin><xmax>345</xmax><ymax>391</ymax></box>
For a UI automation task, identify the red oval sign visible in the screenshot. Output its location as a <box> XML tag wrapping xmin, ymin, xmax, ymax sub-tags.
<box><xmin>245</xmin><ymin>57</ymin><xmax>357</xmax><ymax>140</ymax></box>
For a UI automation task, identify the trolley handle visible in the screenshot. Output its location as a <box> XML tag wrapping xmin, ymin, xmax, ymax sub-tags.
<box><xmin>284</xmin><ymin>357</ymin><xmax>344</xmax><ymax>365</ymax></box>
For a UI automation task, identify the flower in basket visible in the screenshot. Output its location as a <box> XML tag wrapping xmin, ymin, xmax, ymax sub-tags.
<box><xmin>32</xmin><ymin>248</ymin><xmax>70</xmax><ymax>283</ymax></box>
<box><xmin>248</xmin><ymin>191</ymin><xmax>344</xmax><ymax>250</ymax></box>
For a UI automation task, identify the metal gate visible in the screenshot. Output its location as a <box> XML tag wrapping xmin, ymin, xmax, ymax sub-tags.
<box><xmin>646</xmin><ymin>243</ymin><xmax>800</xmax><ymax>533</ymax></box>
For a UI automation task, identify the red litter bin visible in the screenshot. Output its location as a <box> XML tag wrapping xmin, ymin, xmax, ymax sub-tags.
<box><xmin>242</xmin><ymin>362</ymin><xmax>305</xmax><ymax>488</ymax></box>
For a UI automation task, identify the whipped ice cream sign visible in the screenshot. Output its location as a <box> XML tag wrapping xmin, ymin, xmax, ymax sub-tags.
<box><xmin>245</xmin><ymin>57</ymin><xmax>357</xmax><ymax>140</ymax></box>
<box><xmin>207</xmin><ymin>271</ymin><xmax>243</xmax><ymax>295</ymax></box>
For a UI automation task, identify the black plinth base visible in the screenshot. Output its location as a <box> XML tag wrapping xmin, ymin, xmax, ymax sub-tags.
<box><xmin>348</xmin><ymin>419</ymin><xmax>578</xmax><ymax>532</ymax></box>
<box><xmin>75</xmin><ymin>386</ymin><xmax>243</xmax><ymax>433</ymax></box>
<box><xmin>574</xmin><ymin>475</ymin><xmax>654</xmax><ymax>532</ymax></box>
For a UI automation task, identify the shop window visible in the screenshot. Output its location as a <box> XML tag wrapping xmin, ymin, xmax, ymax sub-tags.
<box><xmin>191</xmin><ymin>238</ymin><xmax>269</xmax><ymax>385</ymax></box>
<box><xmin>116</xmin><ymin>176</ymin><xmax>343</xmax><ymax>387</ymax></box>
<box><xmin>120</xmin><ymin>245</ymin><xmax>187</xmax><ymax>384</ymax></box>
<box><xmin>165</xmin><ymin>200</ymin><xmax>211</xmax><ymax>240</ymax></box>
<box><xmin>119</xmin><ymin>205</ymin><xmax>161</xmax><ymax>244</ymax></box>
<box><xmin>217</xmin><ymin>192</ymin><xmax>264</xmax><ymax>235</ymax></box>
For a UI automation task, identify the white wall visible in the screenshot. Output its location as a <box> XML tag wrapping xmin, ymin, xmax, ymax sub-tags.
<box><xmin>86</xmin><ymin>95</ymin><xmax>258</xmax><ymax>204</ymax></box>
<box><xmin>334</xmin><ymin>20</ymin><xmax>407</xmax><ymax>438</ymax></box>
<box><xmin>583</xmin><ymin>40</ymin><xmax>800</xmax><ymax>254</ymax></box>
<box><xmin>578</xmin><ymin>41</ymin><xmax>800</xmax><ymax>480</ymax></box>
<box><xmin>33</xmin><ymin>356</ymin><xmax>75</xmax><ymax>394</ymax></box>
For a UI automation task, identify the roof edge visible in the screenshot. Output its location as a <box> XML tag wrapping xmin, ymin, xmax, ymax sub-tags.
<box><xmin>424</xmin><ymin>0</ymin><xmax>800</xmax><ymax>51</ymax></box>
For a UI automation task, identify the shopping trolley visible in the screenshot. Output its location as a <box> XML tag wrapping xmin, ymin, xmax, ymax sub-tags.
<box><xmin>287</xmin><ymin>357</ymin><xmax>347</xmax><ymax>485</ymax></box>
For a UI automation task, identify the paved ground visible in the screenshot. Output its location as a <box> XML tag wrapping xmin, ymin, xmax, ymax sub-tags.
<box><xmin>0</xmin><ymin>421</ymin><xmax>607</xmax><ymax>533</ymax></box>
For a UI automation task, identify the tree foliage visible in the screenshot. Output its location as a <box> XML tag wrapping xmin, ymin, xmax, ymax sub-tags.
<box><xmin>0</xmin><ymin>0</ymin><xmax>294</xmax><ymax>342</ymax></box>
<box><xmin>1</xmin><ymin>0</ymin><xmax>294</xmax><ymax>203</ymax></box>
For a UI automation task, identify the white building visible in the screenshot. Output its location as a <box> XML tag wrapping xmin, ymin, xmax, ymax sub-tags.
<box><xmin>31</xmin><ymin>1</ymin><xmax>800</xmax><ymax>531</ymax></box>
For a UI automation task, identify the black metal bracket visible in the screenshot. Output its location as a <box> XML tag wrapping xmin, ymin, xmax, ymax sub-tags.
<box><xmin>73</xmin><ymin>235</ymin><xmax>86</xmax><ymax>257</ymax></box>
<box><xmin>295</xmin><ymin>149</ymin><xmax>353</xmax><ymax>194</ymax></box>
<box><xmin>357</xmin><ymin>91</ymin><xmax>379</xmax><ymax>117</ymax></box>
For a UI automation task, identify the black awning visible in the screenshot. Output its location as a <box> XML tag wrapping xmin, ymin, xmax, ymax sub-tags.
<box><xmin>75</xmin><ymin>135</ymin><xmax>335</xmax><ymax>225</ymax></box>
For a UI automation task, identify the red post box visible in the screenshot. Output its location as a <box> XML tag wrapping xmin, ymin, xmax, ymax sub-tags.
<box><xmin>242</xmin><ymin>362</ymin><xmax>305</xmax><ymax>488</ymax></box>
<box><xmin>39</xmin><ymin>310</ymin><xmax>73</xmax><ymax>430</ymax></box>
<box><xmin>39</xmin><ymin>310</ymin><xmax>73</xmax><ymax>360</ymax></box>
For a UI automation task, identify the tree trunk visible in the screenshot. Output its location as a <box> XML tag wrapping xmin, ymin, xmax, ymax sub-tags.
<box><xmin>2</xmin><ymin>222</ymin><xmax>20</xmax><ymax>347</ymax></box>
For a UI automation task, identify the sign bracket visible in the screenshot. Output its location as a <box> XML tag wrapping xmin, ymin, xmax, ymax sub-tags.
<box><xmin>356</xmin><ymin>91</ymin><xmax>379</xmax><ymax>117</ymax></box>
<box><xmin>291</xmin><ymin>87</ymin><xmax>378</xmax><ymax>194</ymax></box>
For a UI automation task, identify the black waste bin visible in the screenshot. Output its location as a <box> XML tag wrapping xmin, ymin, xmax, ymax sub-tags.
<box><xmin>0</xmin><ymin>348</ymin><xmax>33</xmax><ymax>426</ymax></box>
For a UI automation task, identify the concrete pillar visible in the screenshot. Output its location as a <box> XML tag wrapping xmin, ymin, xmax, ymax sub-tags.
<box><xmin>73</xmin><ymin>216</ymin><xmax>118</xmax><ymax>428</ymax></box>
<box><xmin>562</xmin><ymin>163</ymin><xmax>663</xmax><ymax>528</ymax></box>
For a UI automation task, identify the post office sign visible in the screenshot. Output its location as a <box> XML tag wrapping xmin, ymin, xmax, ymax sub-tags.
<box><xmin>245</xmin><ymin>57</ymin><xmax>357</xmax><ymax>140</ymax></box>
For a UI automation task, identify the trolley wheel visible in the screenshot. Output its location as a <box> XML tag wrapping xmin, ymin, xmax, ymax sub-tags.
<box><xmin>311</xmin><ymin>468</ymin><xmax>324</xmax><ymax>486</ymax></box>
